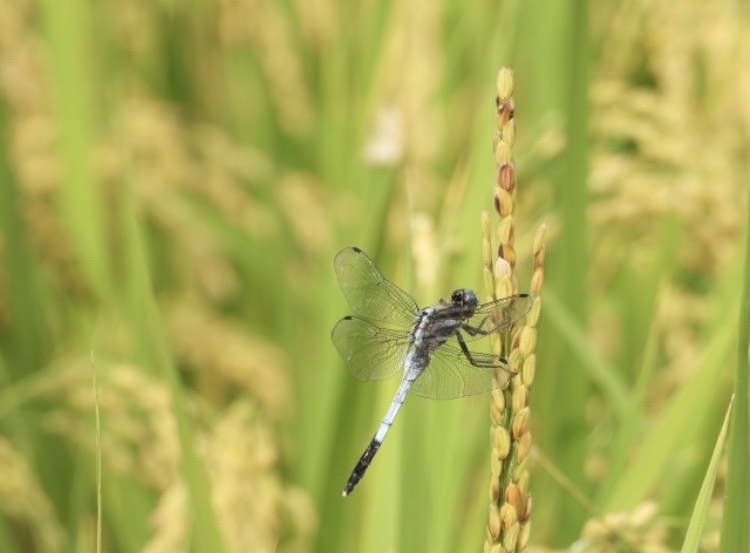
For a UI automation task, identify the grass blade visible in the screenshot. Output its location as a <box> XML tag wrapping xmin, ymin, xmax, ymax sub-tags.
<box><xmin>605</xmin><ymin>321</ymin><xmax>734</xmax><ymax>511</ymax></box>
<box><xmin>543</xmin><ymin>290</ymin><xmax>630</xmax><ymax>417</ymax></box>
<box><xmin>718</xmin><ymin>190</ymin><xmax>750</xmax><ymax>553</ymax></box>
<box><xmin>681</xmin><ymin>397</ymin><xmax>732</xmax><ymax>553</ymax></box>
<box><xmin>91</xmin><ymin>353</ymin><xmax>102</xmax><ymax>553</ymax></box>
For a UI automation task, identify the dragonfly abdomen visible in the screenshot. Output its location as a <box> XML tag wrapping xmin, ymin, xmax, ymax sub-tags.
<box><xmin>342</xmin><ymin>362</ymin><xmax>421</xmax><ymax>496</ymax></box>
<box><xmin>342</xmin><ymin>439</ymin><xmax>381</xmax><ymax>496</ymax></box>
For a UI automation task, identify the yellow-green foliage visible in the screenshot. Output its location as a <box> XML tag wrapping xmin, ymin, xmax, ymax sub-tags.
<box><xmin>0</xmin><ymin>0</ymin><xmax>747</xmax><ymax>552</ymax></box>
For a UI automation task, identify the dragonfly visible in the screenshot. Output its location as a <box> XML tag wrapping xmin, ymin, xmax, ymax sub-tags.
<box><xmin>332</xmin><ymin>246</ymin><xmax>533</xmax><ymax>496</ymax></box>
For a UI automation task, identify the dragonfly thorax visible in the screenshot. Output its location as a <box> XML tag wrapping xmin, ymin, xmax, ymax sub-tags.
<box><xmin>408</xmin><ymin>289</ymin><xmax>481</xmax><ymax>349</ymax></box>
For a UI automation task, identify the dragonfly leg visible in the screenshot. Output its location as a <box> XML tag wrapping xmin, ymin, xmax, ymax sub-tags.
<box><xmin>454</xmin><ymin>331</ymin><xmax>504</xmax><ymax>368</ymax></box>
<box><xmin>462</xmin><ymin>317</ymin><xmax>492</xmax><ymax>336</ymax></box>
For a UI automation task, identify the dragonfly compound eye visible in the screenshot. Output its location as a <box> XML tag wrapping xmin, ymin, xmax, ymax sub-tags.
<box><xmin>451</xmin><ymin>289</ymin><xmax>478</xmax><ymax>308</ymax></box>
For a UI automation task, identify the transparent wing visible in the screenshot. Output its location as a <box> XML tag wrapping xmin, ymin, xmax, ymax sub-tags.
<box><xmin>334</xmin><ymin>247</ymin><xmax>419</xmax><ymax>327</ymax></box>
<box><xmin>457</xmin><ymin>294</ymin><xmax>533</xmax><ymax>342</ymax></box>
<box><xmin>331</xmin><ymin>316</ymin><xmax>411</xmax><ymax>381</ymax></box>
<box><xmin>409</xmin><ymin>345</ymin><xmax>512</xmax><ymax>400</ymax></box>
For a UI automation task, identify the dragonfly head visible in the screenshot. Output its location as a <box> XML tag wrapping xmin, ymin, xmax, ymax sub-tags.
<box><xmin>450</xmin><ymin>289</ymin><xmax>478</xmax><ymax>312</ymax></box>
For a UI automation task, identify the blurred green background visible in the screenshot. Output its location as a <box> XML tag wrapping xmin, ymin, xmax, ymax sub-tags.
<box><xmin>0</xmin><ymin>0</ymin><xmax>748</xmax><ymax>552</ymax></box>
